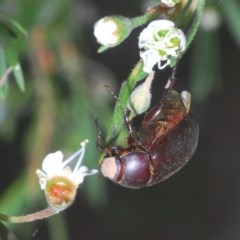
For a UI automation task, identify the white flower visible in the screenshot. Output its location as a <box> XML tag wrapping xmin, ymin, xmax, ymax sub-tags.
<box><xmin>139</xmin><ymin>20</ymin><xmax>186</xmax><ymax>73</ymax></box>
<box><xmin>36</xmin><ymin>140</ymin><xmax>98</xmax><ymax>211</ymax></box>
<box><xmin>36</xmin><ymin>140</ymin><xmax>98</xmax><ymax>189</ymax></box>
<box><xmin>161</xmin><ymin>0</ymin><xmax>180</xmax><ymax>7</ymax></box>
<box><xmin>94</xmin><ymin>17</ymin><xmax>118</xmax><ymax>47</ymax></box>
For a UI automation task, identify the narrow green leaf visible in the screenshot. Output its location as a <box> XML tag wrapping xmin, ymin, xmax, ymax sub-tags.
<box><xmin>0</xmin><ymin>12</ymin><xmax>27</xmax><ymax>38</ymax></box>
<box><xmin>0</xmin><ymin>46</ymin><xmax>7</xmax><ymax>76</ymax></box>
<box><xmin>221</xmin><ymin>0</ymin><xmax>240</xmax><ymax>48</ymax></box>
<box><xmin>0</xmin><ymin>24</ymin><xmax>26</xmax><ymax>94</ymax></box>
<box><xmin>0</xmin><ymin>46</ymin><xmax>8</xmax><ymax>98</ymax></box>
<box><xmin>185</xmin><ymin>0</ymin><xmax>206</xmax><ymax>49</ymax></box>
<box><xmin>13</xmin><ymin>64</ymin><xmax>25</xmax><ymax>91</ymax></box>
<box><xmin>0</xmin><ymin>82</ymin><xmax>9</xmax><ymax>99</ymax></box>
<box><xmin>5</xmin><ymin>39</ymin><xmax>18</xmax><ymax>67</ymax></box>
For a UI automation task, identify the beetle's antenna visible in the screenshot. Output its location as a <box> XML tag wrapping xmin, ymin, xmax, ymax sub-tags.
<box><xmin>104</xmin><ymin>84</ymin><xmax>134</xmax><ymax>136</ymax></box>
<box><xmin>95</xmin><ymin>118</ymin><xmax>105</xmax><ymax>151</ymax></box>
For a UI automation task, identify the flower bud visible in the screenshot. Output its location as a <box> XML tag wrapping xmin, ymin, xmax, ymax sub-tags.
<box><xmin>161</xmin><ymin>0</ymin><xmax>180</xmax><ymax>7</ymax></box>
<box><xmin>94</xmin><ymin>16</ymin><xmax>133</xmax><ymax>49</ymax></box>
<box><xmin>127</xmin><ymin>71</ymin><xmax>155</xmax><ymax>118</ymax></box>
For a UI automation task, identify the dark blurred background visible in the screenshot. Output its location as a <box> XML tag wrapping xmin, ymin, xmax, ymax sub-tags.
<box><xmin>0</xmin><ymin>0</ymin><xmax>240</xmax><ymax>239</ymax></box>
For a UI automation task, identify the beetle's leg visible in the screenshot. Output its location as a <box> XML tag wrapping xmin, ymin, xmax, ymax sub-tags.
<box><xmin>161</xmin><ymin>48</ymin><xmax>181</xmax><ymax>103</ymax></box>
<box><xmin>141</xmin><ymin>60</ymin><xmax>179</xmax><ymax>128</ymax></box>
<box><xmin>123</xmin><ymin>110</ymin><xmax>134</xmax><ymax>136</ymax></box>
<box><xmin>161</xmin><ymin>65</ymin><xmax>177</xmax><ymax>102</ymax></box>
<box><xmin>110</xmin><ymin>145</ymin><xmax>127</xmax><ymax>156</ymax></box>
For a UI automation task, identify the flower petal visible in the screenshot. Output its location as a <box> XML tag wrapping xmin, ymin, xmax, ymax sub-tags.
<box><xmin>140</xmin><ymin>50</ymin><xmax>160</xmax><ymax>73</ymax></box>
<box><xmin>42</xmin><ymin>151</ymin><xmax>64</xmax><ymax>176</ymax></box>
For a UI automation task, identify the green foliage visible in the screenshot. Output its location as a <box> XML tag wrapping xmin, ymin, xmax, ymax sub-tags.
<box><xmin>0</xmin><ymin>13</ymin><xmax>27</xmax><ymax>98</ymax></box>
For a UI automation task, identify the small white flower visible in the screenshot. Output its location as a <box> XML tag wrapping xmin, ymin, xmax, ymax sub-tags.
<box><xmin>94</xmin><ymin>17</ymin><xmax>118</xmax><ymax>47</ymax></box>
<box><xmin>36</xmin><ymin>140</ymin><xmax>98</xmax><ymax>190</ymax></box>
<box><xmin>36</xmin><ymin>140</ymin><xmax>98</xmax><ymax>211</ymax></box>
<box><xmin>161</xmin><ymin>0</ymin><xmax>180</xmax><ymax>7</ymax></box>
<box><xmin>139</xmin><ymin>19</ymin><xmax>186</xmax><ymax>73</ymax></box>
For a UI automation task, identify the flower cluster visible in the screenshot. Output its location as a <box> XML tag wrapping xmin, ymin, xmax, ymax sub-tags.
<box><xmin>94</xmin><ymin>15</ymin><xmax>186</xmax><ymax>73</ymax></box>
<box><xmin>139</xmin><ymin>20</ymin><xmax>186</xmax><ymax>73</ymax></box>
<box><xmin>36</xmin><ymin>140</ymin><xmax>98</xmax><ymax>211</ymax></box>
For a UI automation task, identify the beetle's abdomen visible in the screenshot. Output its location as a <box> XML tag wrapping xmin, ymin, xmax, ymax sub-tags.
<box><xmin>147</xmin><ymin>115</ymin><xmax>199</xmax><ymax>185</ymax></box>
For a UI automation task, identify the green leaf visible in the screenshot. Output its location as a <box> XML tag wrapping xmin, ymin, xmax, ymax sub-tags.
<box><xmin>220</xmin><ymin>0</ymin><xmax>240</xmax><ymax>48</ymax></box>
<box><xmin>13</xmin><ymin>64</ymin><xmax>25</xmax><ymax>91</ymax></box>
<box><xmin>0</xmin><ymin>23</ymin><xmax>26</xmax><ymax>94</ymax></box>
<box><xmin>0</xmin><ymin>45</ymin><xmax>7</xmax><ymax>76</ymax></box>
<box><xmin>185</xmin><ymin>0</ymin><xmax>206</xmax><ymax>49</ymax></box>
<box><xmin>0</xmin><ymin>82</ymin><xmax>9</xmax><ymax>99</ymax></box>
<box><xmin>5</xmin><ymin>40</ymin><xmax>18</xmax><ymax>67</ymax></box>
<box><xmin>0</xmin><ymin>12</ymin><xmax>27</xmax><ymax>38</ymax></box>
<box><xmin>0</xmin><ymin>46</ymin><xmax>9</xmax><ymax>98</ymax></box>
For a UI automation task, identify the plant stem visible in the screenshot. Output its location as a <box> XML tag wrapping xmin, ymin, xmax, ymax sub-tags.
<box><xmin>0</xmin><ymin>207</ymin><xmax>58</xmax><ymax>223</ymax></box>
<box><xmin>105</xmin><ymin>61</ymin><xmax>147</xmax><ymax>145</ymax></box>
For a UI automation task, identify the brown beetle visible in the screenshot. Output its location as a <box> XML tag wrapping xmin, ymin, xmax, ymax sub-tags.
<box><xmin>99</xmin><ymin>68</ymin><xmax>199</xmax><ymax>189</ymax></box>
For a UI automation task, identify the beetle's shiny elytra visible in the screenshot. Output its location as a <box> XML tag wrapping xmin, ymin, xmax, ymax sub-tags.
<box><xmin>100</xmin><ymin>90</ymin><xmax>199</xmax><ymax>189</ymax></box>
